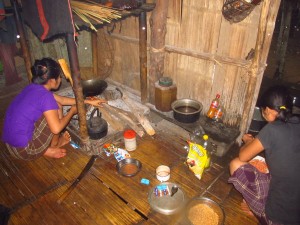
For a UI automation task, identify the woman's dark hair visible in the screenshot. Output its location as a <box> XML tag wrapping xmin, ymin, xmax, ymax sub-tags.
<box><xmin>31</xmin><ymin>58</ymin><xmax>61</xmax><ymax>84</ymax></box>
<box><xmin>260</xmin><ymin>85</ymin><xmax>292</xmax><ymax>122</ymax></box>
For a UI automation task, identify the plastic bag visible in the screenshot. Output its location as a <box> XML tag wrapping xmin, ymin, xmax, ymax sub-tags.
<box><xmin>186</xmin><ymin>141</ymin><xmax>209</xmax><ymax>180</ymax></box>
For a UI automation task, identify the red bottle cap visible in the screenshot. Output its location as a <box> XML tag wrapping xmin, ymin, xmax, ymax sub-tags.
<box><xmin>216</xmin><ymin>94</ymin><xmax>220</xmax><ymax>98</ymax></box>
<box><xmin>124</xmin><ymin>129</ymin><xmax>136</xmax><ymax>139</ymax></box>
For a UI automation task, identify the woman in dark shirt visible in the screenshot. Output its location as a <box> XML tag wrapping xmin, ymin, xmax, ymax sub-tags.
<box><xmin>229</xmin><ymin>85</ymin><xmax>300</xmax><ymax>225</ymax></box>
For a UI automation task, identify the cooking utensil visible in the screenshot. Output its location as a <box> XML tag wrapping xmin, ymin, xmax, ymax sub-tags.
<box><xmin>171</xmin><ymin>99</ymin><xmax>203</xmax><ymax>123</ymax></box>
<box><xmin>82</xmin><ymin>78</ymin><xmax>108</xmax><ymax>97</ymax></box>
<box><xmin>171</xmin><ymin>185</ymin><xmax>178</xmax><ymax>197</ymax></box>
<box><xmin>87</xmin><ymin>108</ymin><xmax>108</xmax><ymax>140</ymax></box>
<box><xmin>148</xmin><ymin>182</ymin><xmax>185</xmax><ymax>215</ymax></box>
<box><xmin>116</xmin><ymin>158</ymin><xmax>142</xmax><ymax>177</ymax></box>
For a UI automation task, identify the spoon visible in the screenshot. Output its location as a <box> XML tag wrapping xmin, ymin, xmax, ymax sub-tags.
<box><xmin>171</xmin><ymin>185</ymin><xmax>179</xmax><ymax>197</ymax></box>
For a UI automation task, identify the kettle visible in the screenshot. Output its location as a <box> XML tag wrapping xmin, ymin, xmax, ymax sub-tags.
<box><xmin>87</xmin><ymin>108</ymin><xmax>108</xmax><ymax>140</ymax></box>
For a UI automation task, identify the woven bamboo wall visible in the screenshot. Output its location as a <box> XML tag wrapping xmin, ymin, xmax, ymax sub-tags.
<box><xmin>105</xmin><ymin>0</ymin><xmax>269</xmax><ymax>126</ymax></box>
<box><xmin>24</xmin><ymin>0</ymin><xmax>279</xmax><ymax>128</ymax></box>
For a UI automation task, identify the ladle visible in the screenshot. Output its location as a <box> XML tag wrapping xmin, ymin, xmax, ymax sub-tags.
<box><xmin>171</xmin><ymin>185</ymin><xmax>179</xmax><ymax>197</ymax></box>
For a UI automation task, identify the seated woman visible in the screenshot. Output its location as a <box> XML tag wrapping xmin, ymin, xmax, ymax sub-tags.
<box><xmin>1</xmin><ymin>57</ymin><xmax>106</xmax><ymax>160</ymax></box>
<box><xmin>229</xmin><ymin>85</ymin><xmax>300</xmax><ymax>225</ymax></box>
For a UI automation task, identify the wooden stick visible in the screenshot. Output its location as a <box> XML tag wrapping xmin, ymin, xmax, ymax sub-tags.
<box><xmin>103</xmin><ymin>104</ymin><xmax>145</xmax><ymax>137</ymax></box>
<box><xmin>122</xmin><ymin>94</ymin><xmax>155</xmax><ymax>136</ymax></box>
<box><xmin>96</xmin><ymin>106</ymin><xmax>125</xmax><ymax>131</ymax></box>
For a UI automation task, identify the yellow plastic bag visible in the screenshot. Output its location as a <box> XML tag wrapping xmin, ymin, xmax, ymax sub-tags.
<box><xmin>186</xmin><ymin>141</ymin><xmax>209</xmax><ymax>180</ymax></box>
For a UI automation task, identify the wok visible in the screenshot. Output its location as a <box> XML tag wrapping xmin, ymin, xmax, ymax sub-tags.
<box><xmin>81</xmin><ymin>78</ymin><xmax>108</xmax><ymax>97</ymax></box>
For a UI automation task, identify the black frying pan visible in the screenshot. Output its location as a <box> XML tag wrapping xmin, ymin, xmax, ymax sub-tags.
<box><xmin>81</xmin><ymin>78</ymin><xmax>108</xmax><ymax>97</ymax></box>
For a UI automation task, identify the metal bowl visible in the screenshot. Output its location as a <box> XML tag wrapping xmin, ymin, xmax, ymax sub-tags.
<box><xmin>116</xmin><ymin>158</ymin><xmax>142</xmax><ymax>177</ymax></box>
<box><xmin>185</xmin><ymin>197</ymin><xmax>225</xmax><ymax>225</ymax></box>
<box><xmin>171</xmin><ymin>99</ymin><xmax>203</xmax><ymax>123</ymax></box>
<box><xmin>148</xmin><ymin>182</ymin><xmax>186</xmax><ymax>215</ymax></box>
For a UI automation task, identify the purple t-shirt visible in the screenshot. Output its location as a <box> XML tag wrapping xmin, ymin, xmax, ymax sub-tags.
<box><xmin>2</xmin><ymin>84</ymin><xmax>59</xmax><ymax>147</ymax></box>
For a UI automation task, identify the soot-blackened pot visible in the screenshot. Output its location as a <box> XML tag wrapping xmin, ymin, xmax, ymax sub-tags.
<box><xmin>171</xmin><ymin>99</ymin><xmax>203</xmax><ymax>123</ymax></box>
<box><xmin>87</xmin><ymin>108</ymin><xmax>108</xmax><ymax>140</ymax></box>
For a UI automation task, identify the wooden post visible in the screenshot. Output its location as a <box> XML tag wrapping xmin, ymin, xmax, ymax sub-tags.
<box><xmin>149</xmin><ymin>0</ymin><xmax>169</xmax><ymax>104</ymax></box>
<box><xmin>92</xmin><ymin>31</ymin><xmax>98</xmax><ymax>77</ymax></box>
<box><xmin>240</xmin><ymin>0</ymin><xmax>281</xmax><ymax>137</ymax></box>
<box><xmin>139</xmin><ymin>0</ymin><xmax>148</xmax><ymax>103</ymax></box>
<box><xmin>65</xmin><ymin>33</ymin><xmax>89</xmax><ymax>143</ymax></box>
<box><xmin>11</xmin><ymin>0</ymin><xmax>32</xmax><ymax>82</ymax></box>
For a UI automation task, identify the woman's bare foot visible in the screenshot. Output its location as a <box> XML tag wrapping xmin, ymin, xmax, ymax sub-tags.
<box><xmin>44</xmin><ymin>147</ymin><xmax>67</xmax><ymax>158</ymax></box>
<box><xmin>57</xmin><ymin>131</ymin><xmax>71</xmax><ymax>147</ymax></box>
<box><xmin>241</xmin><ymin>199</ymin><xmax>255</xmax><ymax>217</ymax></box>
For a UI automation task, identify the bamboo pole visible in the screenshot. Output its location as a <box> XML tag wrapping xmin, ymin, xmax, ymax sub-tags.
<box><xmin>139</xmin><ymin>0</ymin><xmax>148</xmax><ymax>103</ymax></box>
<box><xmin>11</xmin><ymin>0</ymin><xmax>32</xmax><ymax>82</ymax></box>
<box><xmin>149</xmin><ymin>0</ymin><xmax>169</xmax><ymax>104</ymax></box>
<box><xmin>107</xmin><ymin>32</ymin><xmax>251</xmax><ymax>68</ymax></box>
<box><xmin>65</xmin><ymin>34</ymin><xmax>89</xmax><ymax>143</ymax></box>
<box><xmin>240</xmin><ymin>0</ymin><xmax>281</xmax><ymax>137</ymax></box>
<box><xmin>92</xmin><ymin>31</ymin><xmax>98</xmax><ymax>77</ymax></box>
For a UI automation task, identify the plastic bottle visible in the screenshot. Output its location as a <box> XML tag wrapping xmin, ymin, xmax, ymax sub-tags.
<box><xmin>202</xmin><ymin>135</ymin><xmax>211</xmax><ymax>169</ymax></box>
<box><xmin>212</xmin><ymin>105</ymin><xmax>223</xmax><ymax>122</ymax></box>
<box><xmin>189</xmin><ymin>125</ymin><xmax>205</xmax><ymax>143</ymax></box>
<box><xmin>123</xmin><ymin>129</ymin><xmax>137</xmax><ymax>151</ymax></box>
<box><xmin>207</xmin><ymin>94</ymin><xmax>221</xmax><ymax>119</ymax></box>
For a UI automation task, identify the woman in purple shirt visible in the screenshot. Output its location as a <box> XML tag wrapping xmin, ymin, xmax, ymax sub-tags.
<box><xmin>2</xmin><ymin>58</ymin><xmax>106</xmax><ymax>160</ymax></box>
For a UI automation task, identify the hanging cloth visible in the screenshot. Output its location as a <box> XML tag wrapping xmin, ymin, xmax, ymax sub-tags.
<box><xmin>21</xmin><ymin>0</ymin><xmax>75</xmax><ymax>41</ymax></box>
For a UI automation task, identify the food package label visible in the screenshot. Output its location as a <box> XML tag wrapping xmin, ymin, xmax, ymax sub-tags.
<box><xmin>186</xmin><ymin>142</ymin><xmax>209</xmax><ymax>180</ymax></box>
<box><xmin>114</xmin><ymin>148</ymin><xmax>131</xmax><ymax>162</ymax></box>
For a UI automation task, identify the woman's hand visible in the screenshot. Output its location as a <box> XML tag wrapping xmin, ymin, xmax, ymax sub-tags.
<box><xmin>84</xmin><ymin>98</ymin><xmax>107</xmax><ymax>107</ymax></box>
<box><xmin>69</xmin><ymin>104</ymin><xmax>78</xmax><ymax>115</ymax></box>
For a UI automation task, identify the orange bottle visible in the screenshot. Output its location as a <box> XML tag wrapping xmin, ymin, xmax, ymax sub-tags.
<box><xmin>207</xmin><ymin>94</ymin><xmax>220</xmax><ymax>119</ymax></box>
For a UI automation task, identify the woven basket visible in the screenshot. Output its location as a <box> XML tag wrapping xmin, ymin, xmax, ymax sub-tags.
<box><xmin>222</xmin><ymin>0</ymin><xmax>262</xmax><ymax>23</ymax></box>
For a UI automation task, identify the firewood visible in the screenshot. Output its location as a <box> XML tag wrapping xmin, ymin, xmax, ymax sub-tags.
<box><xmin>103</xmin><ymin>104</ymin><xmax>145</xmax><ymax>137</ymax></box>
<box><xmin>122</xmin><ymin>94</ymin><xmax>156</xmax><ymax>136</ymax></box>
<box><xmin>96</xmin><ymin>106</ymin><xmax>125</xmax><ymax>131</ymax></box>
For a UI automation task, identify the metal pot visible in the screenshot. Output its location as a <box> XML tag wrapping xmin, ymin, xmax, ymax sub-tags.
<box><xmin>249</xmin><ymin>106</ymin><xmax>267</xmax><ymax>134</ymax></box>
<box><xmin>171</xmin><ymin>99</ymin><xmax>203</xmax><ymax>123</ymax></box>
<box><xmin>82</xmin><ymin>78</ymin><xmax>108</xmax><ymax>97</ymax></box>
<box><xmin>87</xmin><ymin>108</ymin><xmax>108</xmax><ymax>140</ymax></box>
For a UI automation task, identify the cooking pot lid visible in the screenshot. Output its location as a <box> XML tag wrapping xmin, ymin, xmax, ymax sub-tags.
<box><xmin>148</xmin><ymin>182</ymin><xmax>185</xmax><ymax>215</ymax></box>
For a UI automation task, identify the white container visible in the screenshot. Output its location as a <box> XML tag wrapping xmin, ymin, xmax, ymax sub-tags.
<box><xmin>156</xmin><ymin>165</ymin><xmax>170</xmax><ymax>182</ymax></box>
<box><xmin>123</xmin><ymin>129</ymin><xmax>137</xmax><ymax>151</ymax></box>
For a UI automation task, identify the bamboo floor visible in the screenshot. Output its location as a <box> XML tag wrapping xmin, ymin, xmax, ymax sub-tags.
<box><xmin>0</xmin><ymin>81</ymin><xmax>259</xmax><ymax>225</ymax></box>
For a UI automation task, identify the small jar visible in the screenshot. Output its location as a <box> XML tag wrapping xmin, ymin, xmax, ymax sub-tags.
<box><xmin>123</xmin><ymin>129</ymin><xmax>137</xmax><ymax>151</ymax></box>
